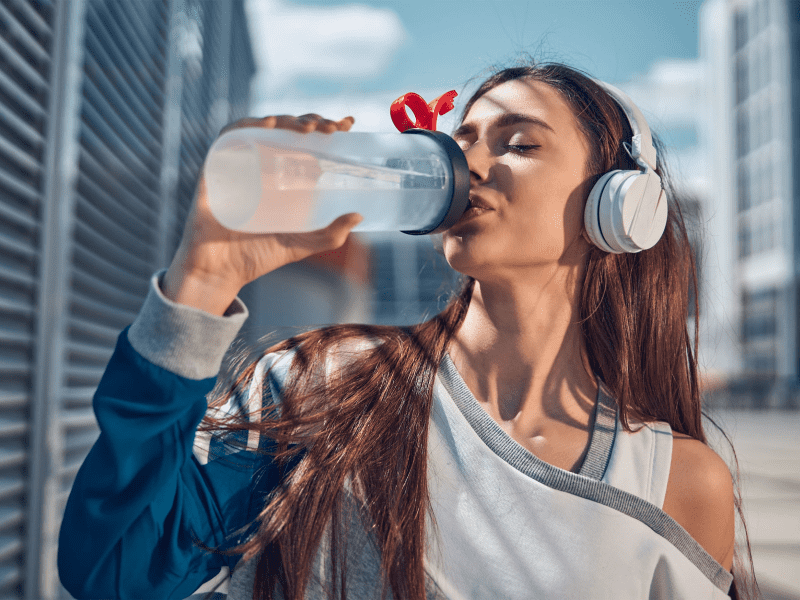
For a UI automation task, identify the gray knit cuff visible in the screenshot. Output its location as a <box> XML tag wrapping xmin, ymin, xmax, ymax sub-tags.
<box><xmin>127</xmin><ymin>270</ymin><xmax>249</xmax><ymax>380</ymax></box>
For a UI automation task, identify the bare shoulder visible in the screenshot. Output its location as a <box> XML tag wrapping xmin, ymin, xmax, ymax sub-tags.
<box><xmin>662</xmin><ymin>432</ymin><xmax>735</xmax><ymax>573</ymax></box>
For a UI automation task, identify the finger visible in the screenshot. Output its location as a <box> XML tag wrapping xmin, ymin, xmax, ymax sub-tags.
<box><xmin>337</xmin><ymin>116</ymin><xmax>355</xmax><ymax>131</ymax></box>
<box><xmin>269</xmin><ymin>115</ymin><xmax>315</xmax><ymax>132</ymax></box>
<box><xmin>296</xmin><ymin>113</ymin><xmax>324</xmax><ymax>132</ymax></box>
<box><xmin>219</xmin><ymin>117</ymin><xmax>263</xmax><ymax>136</ymax></box>
<box><xmin>314</xmin><ymin>118</ymin><xmax>340</xmax><ymax>133</ymax></box>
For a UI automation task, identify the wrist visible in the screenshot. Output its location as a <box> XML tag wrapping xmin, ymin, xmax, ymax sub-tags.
<box><xmin>162</xmin><ymin>264</ymin><xmax>243</xmax><ymax>317</ymax></box>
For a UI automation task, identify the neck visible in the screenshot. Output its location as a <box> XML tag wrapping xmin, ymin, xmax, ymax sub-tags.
<box><xmin>448</xmin><ymin>263</ymin><xmax>597</xmax><ymax>434</ymax></box>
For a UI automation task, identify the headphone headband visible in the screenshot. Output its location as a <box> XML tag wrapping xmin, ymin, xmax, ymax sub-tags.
<box><xmin>583</xmin><ymin>79</ymin><xmax>668</xmax><ymax>254</ymax></box>
<box><xmin>593</xmin><ymin>80</ymin><xmax>658</xmax><ymax>173</ymax></box>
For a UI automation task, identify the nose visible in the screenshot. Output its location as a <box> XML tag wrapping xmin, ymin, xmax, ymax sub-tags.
<box><xmin>463</xmin><ymin>140</ymin><xmax>491</xmax><ymax>183</ymax></box>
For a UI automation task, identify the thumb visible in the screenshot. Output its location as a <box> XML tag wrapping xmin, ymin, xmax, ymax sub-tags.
<box><xmin>321</xmin><ymin>212</ymin><xmax>364</xmax><ymax>245</ymax></box>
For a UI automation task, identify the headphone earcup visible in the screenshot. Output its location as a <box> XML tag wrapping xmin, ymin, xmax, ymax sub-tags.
<box><xmin>584</xmin><ymin>171</ymin><xmax>619</xmax><ymax>253</ymax></box>
<box><xmin>599</xmin><ymin>170</ymin><xmax>641</xmax><ymax>253</ymax></box>
<box><xmin>586</xmin><ymin>170</ymin><xmax>667</xmax><ymax>253</ymax></box>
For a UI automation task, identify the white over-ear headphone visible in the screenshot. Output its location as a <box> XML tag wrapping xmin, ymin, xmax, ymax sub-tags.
<box><xmin>584</xmin><ymin>81</ymin><xmax>668</xmax><ymax>254</ymax></box>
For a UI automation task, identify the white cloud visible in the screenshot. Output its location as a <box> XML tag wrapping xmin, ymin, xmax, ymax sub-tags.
<box><xmin>245</xmin><ymin>0</ymin><xmax>408</xmax><ymax>92</ymax></box>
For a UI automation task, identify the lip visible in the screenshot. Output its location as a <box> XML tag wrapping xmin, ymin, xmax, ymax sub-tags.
<box><xmin>466</xmin><ymin>193</ymin><xmax>494</xmax><ymax>212</ymax></box>
<box><xmin>453</xmin><ymin>205</ymin><xmax>493</xmax><ymax>227</ymax></box>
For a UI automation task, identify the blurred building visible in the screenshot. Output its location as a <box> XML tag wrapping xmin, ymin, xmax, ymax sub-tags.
<box><xmin>238</xmin><ymin>228</ymin><xmax>462</xmax><ymax>348</ymax></box>
<box><xmin>700</xmin><ymin>0</ymin><xmax>799</xmax><ymax>407</ymax></box>
<box><xmin>0</xmin><ymin>1</ymin><xmax>258</xmax><ymax>598</ymax></box>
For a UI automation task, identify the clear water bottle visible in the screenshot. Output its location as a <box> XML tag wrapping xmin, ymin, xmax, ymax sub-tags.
<box><xmin>202</xmin><ymin>127</ymin><xmax>470</xmax><ymax>235</ymax></box>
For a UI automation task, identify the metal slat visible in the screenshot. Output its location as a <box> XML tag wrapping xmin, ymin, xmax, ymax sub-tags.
<box><xmin>82</xmin><ymin>23</ymin><xmax>160</xmax><ymax>126</ymax></box>
<box><xmin>0</xmin><ymin>231</ymin><xmax>37</xmax><ymax>265</ymax></box>
<box><xmin>60</xmin><ymin>386</ymin><xmax>96</xmax><ymax>408</ymax></box>
<box><xmin>60</xmin><ymin>407</ymin><xmax>96</xmax><ymax>431</ymax></box>
<box><xmin>0</xmin><ymin>479</ymin><xmax>23</xmax><ymax>503</ymax></box>
<box><xmin>87</xmin><ymin>2</ymin><xmax>162</xmax><ymax>107</ymax></box>
<box><xmin>0</xmin><ymin>134</ymin><xmax>41</xmax><ymax>177</ymax></box>
<box><xmin>71</xmin><ymin>266</ymin><xmax>144</xmax><ymax>313</ymax></box>
<box><xmin>81</xmin><ymin>69</ymin><xmax>160</xmax><ymax>166</ymax></box>
<box><xmin>0</xmin><ymin>168</ymin><xmax>39</xmax><ymax>207</ymax></box>
<box><xmin>0</xmin><ymin>3</ymin><xmax>50</xmax><ymax>66</ymax></box>
<box><xmin>74</xmin><ymin>191</ymin><xmax>155</xmax><ymax>261</ymax></box>
<box><xmin>5</xmin><ymin>0</ymin><xmax>52</xmax><ymax>42</ymax></box>
<box><xmin>80</xmin><ymin>96</ymin><xmax>159</xmax><ymax>175</ymax></box>
<box><xmin>63</xmin><ymin>365</ymin><xmax>105</xmax><ymax>387</ymax></box>
<box><xmin>0</xmin><ymin>414</ymin><xmax>26</xmax><ymax>438</ymax></box>
<box><xmin>0</xmin><ymin>34</ymin><xmax>46</xmax><ymax>93</ymax></box>
<box><xmin>113</xmin><ymin>0</ymin><xmax>167</xmax><ymax>80</ymax></box>
<box><xmin>0</xmin><ymin>358</ymin><xmax>31</xmax><ymax>379</ymax></box>
<box><xmin>83</xmin><ymin>49</ymin><xmax>161</xmax><ymax>145</ymax></box>
<box><xmin>0</xmin><ymin>327</ymin><xmax>33</xmax><ymax>349</ymax></box>
<box><xmin>0</xmin><ymin>506</ymin><xmax>23</xmax><ymax>531</ymax></box>
<box><xmin>180</xmin><ymin>135</ymin><xmax>205</xmax><ymax>171</ymax></box>
<box><xmin>0</xmin><ymin>451</ymin><xmax>25</xmax><ymax>472</ymax></box>
<box><xmin>0</xmin><ymin>96</ymin><xmax>45</xmax><ymax>150</ymax></box>
<box><xmin>68</xmin><ymin>313</ymin><xmax>120</xmax><ymax>345</ymax></box>
<box><xmin>72</xmin><ymin>219</ymin><xmax>152</xmax><ymax>280</ymax></box>
<box><xmin>66</xmin><ymin>340</ymin><xmax>112</xmax><ymax>368</ymax></box>
<box><xmin>0</xmin><ymin>537</ymin><xmax>21</xmax><ymax>565</ymax></box>
<box><xmin>0</xmin><ymin>393</ymin><xmax>26</xmax><ymax>410</ymax></box>
<box><xmin>0</xmin><ymin>68</ymin><xmax>45</xmax><ymax>125</ymax></box>
<box><xmin>77</xmin><ymin>147</ymin><xmax>158</xmax><ymax>225</ymax></box>
<box><xmin>0</xmin><ymin>194</ymin><xmax>38</xmax><ymax>232</ymax></box>
<box><xmin>78</xmin><ymin>117</ymin><xmax>159</xmax><ymax>198</ymax></box>
<box><xmin>0</xmin><ymin>263</ymin><xmax>35</xmax><ymax>292</ymax></box>
<box><xmin>107</xmin><ymin>0</ymin><xmax>166</xmax><ymax>95</ymax></box>
<box><xmin>69</xmin><ymin>293</ymin><xmax>138</xmax><ymax>331</ymax></box>
<box><xmin>70</xmin><ymin>247</ymin><xmax>149</xmax><ymax>301</ymax></box>
<box><xmin>0</xmin><ymin>563</ymin><xmax>20</xmax><ymax>592</ymax></box>
<box><xmin>0</xmin><ymin>297</ymin><xmax>33</xmax><ymax>320</ymax></box>
<box><xmin>62</xmin><ymin>429</ymin><xmax>98</xmax><ymax>459</ymax></box>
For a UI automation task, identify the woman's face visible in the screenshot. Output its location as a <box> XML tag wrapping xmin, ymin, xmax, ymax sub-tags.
<box><xmin>443</xmin><ymin>78</ymin><xmax>594</xmax><ymax>280</ymax></box>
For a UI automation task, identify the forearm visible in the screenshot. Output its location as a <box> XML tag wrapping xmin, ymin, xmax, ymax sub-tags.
<box><xmin>57</xmin><ymin>271</ymin><xmax>257</xmax><ymax>599</ymax></box>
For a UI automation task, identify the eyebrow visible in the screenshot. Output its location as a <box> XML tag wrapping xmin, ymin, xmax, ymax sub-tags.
<box><xmin>453</xmin><ymin>112</ymin><xmax>555</xmax><ymax>138</ymax></box>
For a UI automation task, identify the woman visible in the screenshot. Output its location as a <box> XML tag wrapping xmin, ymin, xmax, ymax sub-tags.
<box><xmin>57</xmin><ymin>62</ymin><xmax>758</xmax><ymax>599</ymax></box>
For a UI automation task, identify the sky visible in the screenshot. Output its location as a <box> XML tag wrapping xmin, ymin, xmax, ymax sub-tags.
<box><xmin>245</xmin><ymin>0</ymin><xmax>705</xmax><ymax>133</ymax></box>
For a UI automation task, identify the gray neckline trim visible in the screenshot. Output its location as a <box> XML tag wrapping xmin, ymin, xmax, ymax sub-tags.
<box><xmin>436</xmin><ymin>352</ymin><xmax>733</xmax><ymax>594</ymax></box>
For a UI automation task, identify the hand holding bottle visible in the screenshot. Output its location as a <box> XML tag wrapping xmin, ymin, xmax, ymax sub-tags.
<box><xmin>163</xmin><ymin>114</ymin><xmax>363</xmax><ymax>316</ymax></box>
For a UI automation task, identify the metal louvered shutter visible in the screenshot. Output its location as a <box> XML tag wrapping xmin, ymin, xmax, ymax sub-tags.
<box><xmin>0</xmin><ymin>0</ymin><xmax>54</xmax><ymax>597</ymax></box>
<box><xmin>0</xmin><ymin>1</ymin><xmax>253</xmax><ymax>596</ymax></box>
<box><xmin>52</xmin><ymin>2</ymin><xmax>175</xmax><ymax>598</ymax></box>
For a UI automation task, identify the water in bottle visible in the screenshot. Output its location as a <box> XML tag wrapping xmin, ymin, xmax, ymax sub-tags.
<box><xmin>203</xmin><ymin>128</ymin><xmax>469</xmax><ymax>235</ymax></box>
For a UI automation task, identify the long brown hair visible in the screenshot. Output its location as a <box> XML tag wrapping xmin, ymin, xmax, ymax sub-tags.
<box><xmin>194</xmin><ymin>61</ymin><xmax>759</xmax><ymax>600</ymax></box>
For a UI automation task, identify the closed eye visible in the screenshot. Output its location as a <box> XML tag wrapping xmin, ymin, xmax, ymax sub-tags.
<box><xmin>506</xmin><ymin>144</ymin><xmax>540</xmax><ymax>153</ymax></box>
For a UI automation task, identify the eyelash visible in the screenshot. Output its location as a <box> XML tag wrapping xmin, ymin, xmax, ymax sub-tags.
<box><xmin>506</xmin><ymin>144</ymin><xmax>540</xmax><ymax>153</ymax></box>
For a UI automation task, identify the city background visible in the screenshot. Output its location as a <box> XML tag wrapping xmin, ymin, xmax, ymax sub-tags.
<box><xmin>0</xmin><ymin>0</ymin><xmax>797</xmax><ymax>598</ymax></box>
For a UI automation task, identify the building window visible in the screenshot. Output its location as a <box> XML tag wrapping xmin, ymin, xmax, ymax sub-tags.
<box><xmin>417</xmin><ymin>240</ymin><xmax>461</xmax><ymax>317</ymax></box>
<box><xmin>738</xmin><ymin>165</ymin><xmax>750</xmax><ymax>211</ymax></box>
<box><xmin>765</xmin><ymin>161</ymin><xmax>774</xmax><ymax>201</ymax></box>
<box><xmin>763</xmin><ymin>220</ymin><xmax>776</xmax><ymax>251</ymax></box>
<box><xmin>736</xmin><ymin>56</ymin><xmax>748</xmax><ymax>104</ymax></box>
<box><xmin>371</xmin><ymin>242</ymin><xmax>396</xmax><ymax>320</ymax></box>
<box><xmin>739</xmin><ymin>224</ymin><xmax>751</xmax><ymax>258</ymax></box>
<box><xmin>741</xmin><ymin>286</ymin><xmax>778</xmax><ymax>375</ymax></box>
<box><xmin>736</xmin><ymin>109</ymin><xmax>750</xmax><ymax>157</ymax></box>
<box><xmin>734</xmin><ymin>10</ymin><xmax>748</xmax><ymax>50</ymax></box>
<box><xmin>753</xmin><ymin>162</ymin><xmax>763</xmax><ymax>208</ymax></box>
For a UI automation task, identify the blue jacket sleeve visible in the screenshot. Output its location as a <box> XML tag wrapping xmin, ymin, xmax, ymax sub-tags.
<box><xmin>57</xmin><ymin>326</ymin><xmax>282</xmax><ymax>600</ymax></box>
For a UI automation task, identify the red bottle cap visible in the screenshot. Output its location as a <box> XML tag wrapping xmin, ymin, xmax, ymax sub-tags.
<box><xmin>390</xmin><ymin>90</ymin><xmax>458</xmax><ymax>132</ymax></box>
